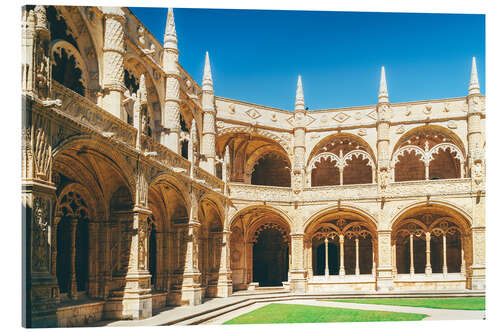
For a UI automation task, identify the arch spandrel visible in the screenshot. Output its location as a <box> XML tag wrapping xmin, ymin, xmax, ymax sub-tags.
<box><xmin>52</xmin><ymin>135</ymin><xmax>136</xmax><ymax>193</ymax></box>
<box><xmin>389</xmin><ymin>201</ymin><xmax>472</xmax><ymax>233</ymax></box>
<box><xmin>306</xmin><ymin>132</ymin><xmax>377</xmax><ymax>168</ymax></box>
<box><xmin>227</xmin><ymin>204</ymin><xmax>294</xmax><ymax>234</ymax></box>
<box><xmin>303</xmin><ymin>205</ymin><xmax>379</xmax><ymax>236</ymax></box>
<box><xmin>217</xmin><ymin>126</ymin><xmax>292</xmax><ymax>156</ymax></box>
<box><xmin>390</xmin><ymin>124</ymin><xmax>467</xmax><ymax>163</ymax></box>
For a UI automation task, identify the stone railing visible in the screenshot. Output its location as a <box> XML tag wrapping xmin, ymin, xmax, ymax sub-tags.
<box><xmin>141</xmin><ymin>135</ymin><xmax>191</xmax><ymax>175</ymax></box>
<box><xmin>385</xmin><ymin>178</ymin><xmax>473</xmax><ymax>198</ymax></box>
<box><xmin>52</xmin><ymin>81</ymin><xmax>137</xmax><ymax>147</ymax></box>
<box><xmin>229</xmin><ymin>183</ymin><xmax>292</xmax><ymax>202</ymax></box>
<box><xmin>193</xmin><ymin>166</ymin><xmax>225</xmax><ymax>192</ymax></box>
<box><xmin>302</xmin><ymin>183</ymin><xmax>378</xmax><ymax>201</ymax></box>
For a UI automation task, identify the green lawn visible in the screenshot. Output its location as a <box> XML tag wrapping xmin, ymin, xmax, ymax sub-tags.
<box><xmin>223</xmin><ymin>303</ymin><xmax>427</xmax><ymax>324</ymax></box>
<box><xmin>329</xmin><ymin>297</ymin><xmax>485</xmax><ymax>310</ymax></box>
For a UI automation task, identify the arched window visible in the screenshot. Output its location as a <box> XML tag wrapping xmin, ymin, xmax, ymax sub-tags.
<box><xmin>251</xmin><ymin>153</ymin><xmax>291</xmax><ymax>187</ymax></box>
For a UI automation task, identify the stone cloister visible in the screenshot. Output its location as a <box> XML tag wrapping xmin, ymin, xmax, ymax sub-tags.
<box><xmin>22</xmin><ymin>5</ymin><xmax>485</xmax><ymax>328</ymax></box>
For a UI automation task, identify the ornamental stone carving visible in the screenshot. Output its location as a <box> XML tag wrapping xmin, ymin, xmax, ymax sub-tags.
<box><xmin>32</xmin><ymin>196</ymin><xmax>51</xmax><ymax>273</ymax></box>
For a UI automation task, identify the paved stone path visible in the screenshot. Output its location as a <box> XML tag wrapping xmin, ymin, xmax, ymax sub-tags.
<box><xmin>202</xmin><ymin>299</ymin><xmax>485</xmax><ymax>324</ymax></box>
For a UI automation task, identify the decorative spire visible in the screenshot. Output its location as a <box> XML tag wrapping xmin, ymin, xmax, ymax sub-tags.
<box><xmin>164</xmin><ymin>8</ymin><xmax>177</xmax><ymax>49</ymax></box>
<box><xmin>469</xmin><ymin>57</ymin><xmax>480</xmax><ymax>95</ymax></box>
<box><xmin>295</xmin><ymin>75</ymin><xmax>305</xmax><ymax>111</ymax></box>
<box><xmin>378</xmin><ymin>66</ymin><xmax>389</xmax><ymax>103</ymax></box>
<box><xmin>202</xmin><ymin>51</ymin><xmax>213</xmax><ymax>91</ymax></box>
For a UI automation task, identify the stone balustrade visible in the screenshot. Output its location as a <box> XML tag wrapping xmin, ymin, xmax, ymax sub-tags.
<box><xmin>229</xmin><ymin>178</ymin><xmax>474</xmax><ymax>203</ymax></box>
<box><xmin>52</xmin><ymin>81</ymin><xmax>137</xmax><ymax>147</ymax></box>
<box><xmin>140</xmin><ymin>135</ymin><xmax>191</xmax><ymax>175</ymax></box>
<box><xmin>193</xmin><ymin>166</ymin><xmax>225</xmax><ymax>192</ymax></box>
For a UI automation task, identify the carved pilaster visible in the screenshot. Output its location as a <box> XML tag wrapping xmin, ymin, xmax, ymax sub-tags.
<box><xmin>376</xmin><ymin>230</ymin><xmax>394</xmax><ymax>291</ymax></box>
<box><xmin>290</xmin><ymin>232</ymin><xmax>307</xmax><ymax>292</ymax></box>
<box><xmin>121</xmin><ymin>206</ymin><xmax>153</xmax><ymax>320</ymax></box>
<box><xmin>22</xmin><ymin>180</ymin><xmax>59</xmax><ymax>328</ymax></box>
<box><xmin>470</xmin><ymin>226</ymin><xmax>485</xmax><ymax>290</ymax></box>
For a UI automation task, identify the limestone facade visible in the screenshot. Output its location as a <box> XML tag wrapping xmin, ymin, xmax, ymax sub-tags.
<box><xmin>21</xmin><ymin>5</ymin><xmax>486</xmax><ymax>328</ymax></box>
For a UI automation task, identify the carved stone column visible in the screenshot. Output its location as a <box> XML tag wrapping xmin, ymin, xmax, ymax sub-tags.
<box><xmin>339</xmin><ymin>235</ymin><xmax>345</xmax><ymax>277</ymax></box>
<box><xmin>290</xmin><ymin>233</ymin><xmax>307</xmax><ymax>292</ymax></box>
<box><xmin>324</xmin><ymin>238</ymin><xmax>329</xmax><ymax>278</ymax></box>
<box><xmin>355</xmin><ymin>237</ymin><xmax>360</xmax><ymax>276</ymax></box>
<box><xmin>305</xmin><ymin>239</ymin><xmax>313</xmax><ymax>279</ymax></box>
<box><xmin>442</xmin><ymin>234</ymin><xmax>448</xmax><ymax>277</ymax></box>
<box><xmin>121</xmin><ymin>207</ymin><xmax>153</xmax><ymax>320</ymax></box>
<box><xmin>216</xmin><ymin>230</ymin><xmax>233</xmax><ymax>297</ymax></box>
<box><xmin>409</xmin><ymin>234</ymin><xmax>415</xmax><ymax>278</ymax></box>
<box><xmin>376</xmin><ymin>230</ymin><xmax>394</xmax><ymax>291</ymax></box>
<box><xmin>100</xmin><ymin>221</ymin><xmax>112</xmax><ymax>299</ymax></box>
<box><xmin>425</xmin><ymin>232</ymin><xmax>432</xmax><ymax>276</ymax></box>
<box><xmin>87</xmin><ymin>221</ymin><xmax>100</xmax><ymax>298</ymax></box>
<box><xmin>101</xmin><ymin>7</ymin><xmax>126</xmax><ymax>120</ymax></box>
<box><xmin>69</xmin><ymin>217</ymin><xmax>78</xmax><ymax>299</ymax></box>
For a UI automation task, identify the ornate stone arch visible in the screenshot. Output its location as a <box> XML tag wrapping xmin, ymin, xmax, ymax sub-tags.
<box><xmin>306</xmin><ymin>132</ymin><xmax>377</xmax><ymax>168</ymax></box>
<box><xmin>52</xmin><ymin>135</ymin><xmax>136</xmax><ymax>193</ymax></box>
<box><xmin>48</xmin><ymin>6</ymin><xmax>101</xmax><ymax>102</ymax></box>
<box><xmin>50</xmin><ymin>39</ymin><xmax>89</xmax><ymax>95</ymax></box>
<box><xmin>391</xmin><ymin>124</ymin><xmax>466</xmax><ymax>162</ymax></box>
<box><xmin>228</xmin><ymin>204</ymin><xmax>294</xmax><ymax>233</ymax></box>
<box><xmin>304</xmin><ymin>205</ymin><xmax>378</xmax><ymax>235</ymax></box>
<box><xmin>245</xmin><ymin>145</ymin><xmax>291</xmax><ymax>175</ymax></box>
<box><xmin>198</xmin><ymin>192</ymin><xmax>226</xmax><ymax>229</ymax></box>
<box><xmin>306</xmin><ymin>152</ymin><xmax>341</xmax><ymax>173</ymax></box>
<box><xmin>55</xmin><ymin>182</ymin><xmax>98</xmax><ymax>221</ymax></box>
<box><xmin>217</xmin><ymin>126</ymin><xmax>292</xmax><ymax>156</ymax></box>
<box><xmin>389</xmin><ymin>201</ymin><xmax>472</xmax><ymax>232</ymax></box>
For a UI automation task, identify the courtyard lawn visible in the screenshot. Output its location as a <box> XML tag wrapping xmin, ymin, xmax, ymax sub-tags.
<box><xmin>222</xmin><ymin>303</ymin><xmax>427</xmax><ymax>324</ymax></box>
<box><xmin>328</xmin><ymin>297</ymin><xmax>485</xmax><ymax>311</ymax></box>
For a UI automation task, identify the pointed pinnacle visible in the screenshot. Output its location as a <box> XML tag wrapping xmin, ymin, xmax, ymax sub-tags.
<box><xmin>469</xmin><ymin>57</ymin><xmax>480</xmax><ymax>95</ymax></box>
<box><xmin>378</xmin><ymin>66</ymin><xmax>389</xmax><ymax>103</ymax></box>
<box><xmin>164</xmin><ymin>8</ymin><xmax>177</xmax><ymax>49</ymax></box>
<box><xmin>202</xmin><ymin>51</ymin><xmax>213</xmax><ymax>91</ymax></box>
<box><xmin>295</xmin><ymin>75</ymin><xmax>305</xmax><ymax>111</ymax></box>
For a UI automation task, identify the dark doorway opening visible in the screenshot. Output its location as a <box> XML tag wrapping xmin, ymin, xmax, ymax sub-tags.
<box><xmin>252</xmin><ymin>228</ymin><xmax>288</xmax><ymax>286</ymax></box>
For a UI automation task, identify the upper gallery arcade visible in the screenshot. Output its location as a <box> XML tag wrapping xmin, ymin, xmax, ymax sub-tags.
<box><xmin>21</xmin><ymin>5</ymin><xmax>485</xmax><ymax>328</ymax></box>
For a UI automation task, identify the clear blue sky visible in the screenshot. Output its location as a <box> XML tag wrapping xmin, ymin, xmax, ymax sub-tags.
<box><xmin>130</xmin><ymin>7</ymin><xmax>485</xmax><ymax>111</ymax></box>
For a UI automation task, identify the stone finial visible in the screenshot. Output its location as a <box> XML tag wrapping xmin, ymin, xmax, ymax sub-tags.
<box><xmin>469</xmin><ymin>57</ymin><xmax>480</xmax><ymax>95</ymax></box>
<box><xmin>164</xmin><ymin>8</ymin><xmax>177</xmax><ymax>49</ymax></box>
<box><xmin>295</xmin><ymin>75</ymin><xmax>305</xmax><ymax>111</ymax></box>
<box><xmin>378</xmin><ymin>66</ymin><xmax>389</xmax><ymax>104</ymax></box>
<box><xmin>34</xmin><ymin>5</ymin><xmax>48</xmax><ymax>30</ymax></box>
<box><xmin>202</xmin><ymin>51</ymin><xmax>213</xmax><ymax>91</ymax></box>
<box><xmin>138</xmin><ymin>73</ymin><xmax>147</xmax><ymax>105</ymax></box>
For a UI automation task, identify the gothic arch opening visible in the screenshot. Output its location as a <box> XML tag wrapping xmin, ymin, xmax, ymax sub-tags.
<box><xmin>305</xmin><ymin>209</ymin><xmax>377</xmax><ymax>278</ymax></box>
<box><xmin>230</xmin><ymin>207</ymin><xmax>291</xmax><ymax>289</ymax></box>
<box><xmin>216</xmin><ymin>133</ymin><xmax>292</xmax><ymax>186</ymax></box>
<box><xmin>392</xmin><ymin>205</ymin><xmax>471</xmax><ymax>278</ymax></box>
<box><xmin>251</xmin><ymin>152</ymin><xmax>291</xmax><ymax>187</ymax></box>
<box><xmin>392</xmin><ymin>126</ymin><xmax>465</xmax><ymax>182</ymax></box>
<box><xmin>307</xmin><ymin>134</ymin><xmax>375</xmax><ymax>187</ymax></box>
